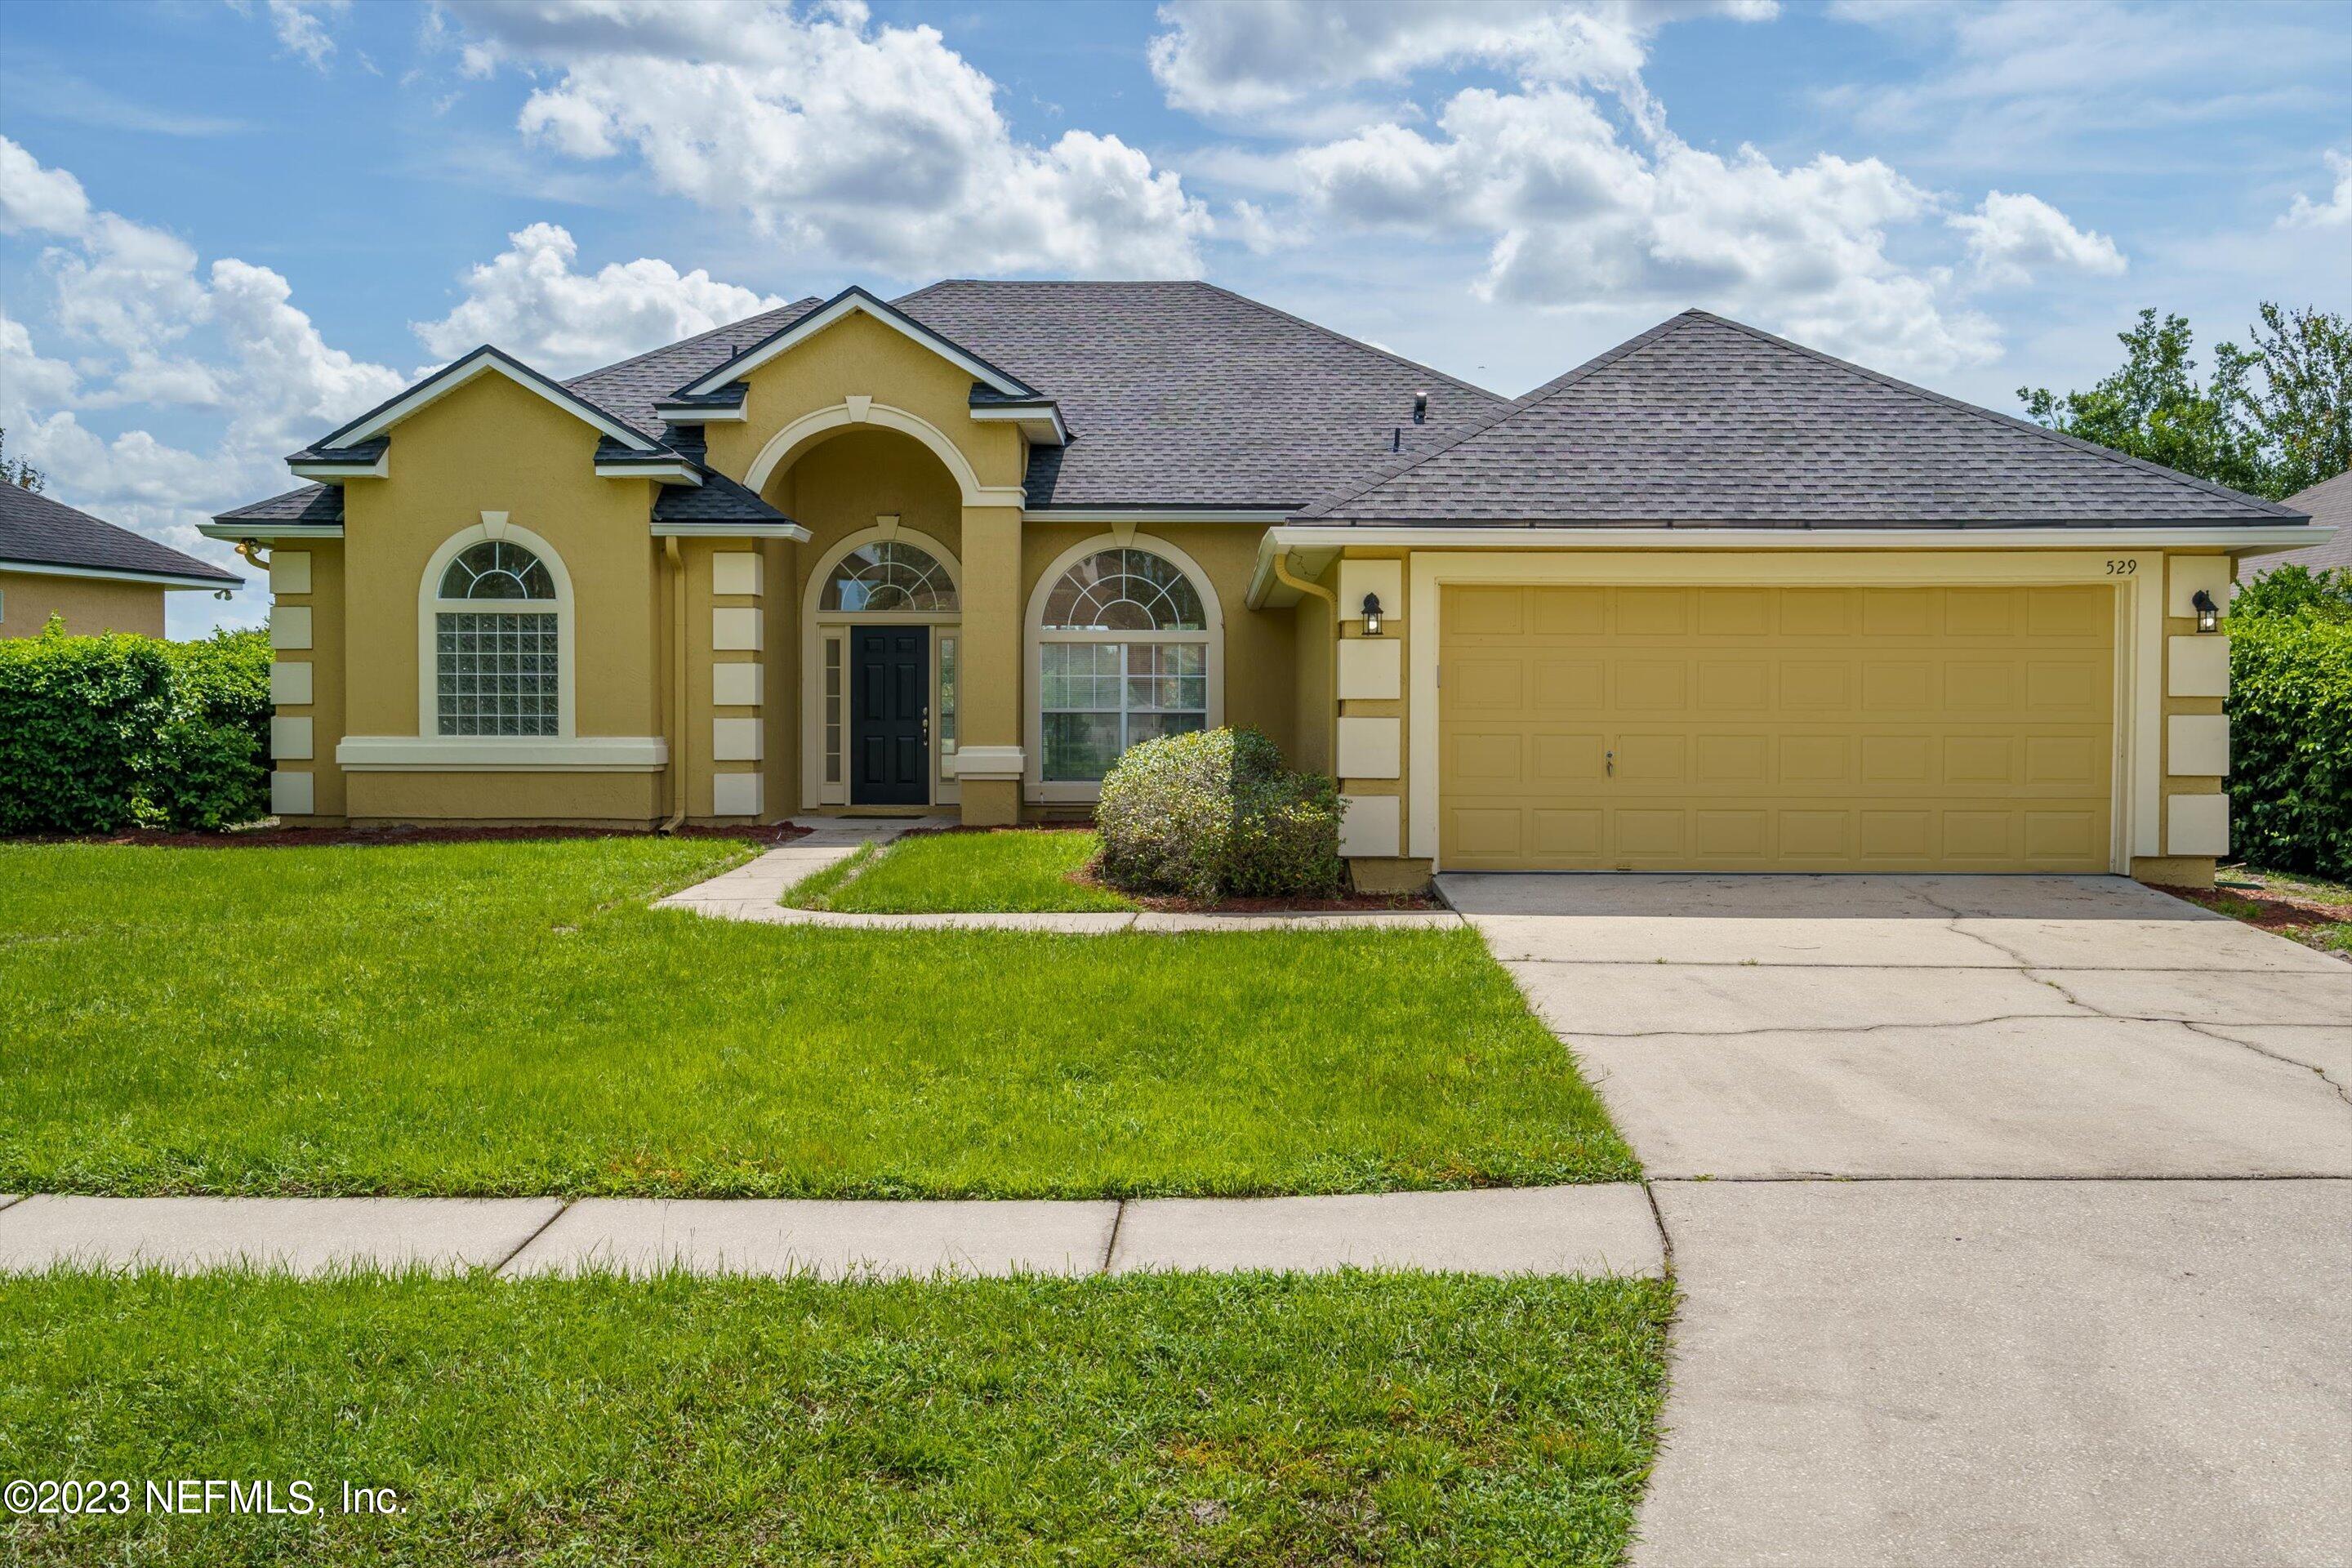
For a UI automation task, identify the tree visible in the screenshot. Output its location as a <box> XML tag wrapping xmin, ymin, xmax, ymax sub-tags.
<box><xmin>2020</xmin><ymin>304</ymin><xmax>2351</xmax><ymax>500</ymax></box>
<box><xmin>2220</xmin><ymin>304</ymin><xmax>2352</xmax><ymax>497</ymax></box>
<box><xmin>0</xmin><ymin>427</ymin><xmax>42</xmax><ymax>493</ymax></box>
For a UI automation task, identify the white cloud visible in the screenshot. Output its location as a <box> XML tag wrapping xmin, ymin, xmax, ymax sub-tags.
<box><xmin>1149</xmin><ymin>0</ymin><xmax>1775</xmax><ymax>126</ymax></box>
<box><xmin>1290</xmin><ymin>87</ymin><xmax>2002</xmax><ymax>371</ymax></box>
<box><xmin>1951</xmin><ymin>190</ymin><xmax>2125</xmax><ymax>287</ymax></box>
<box><xmin>0</xmin><ymin>135</ymin><xmax>410</xmax><ymax>618</ymax></box>
<box><xmin>440</xmin><ymin>0</ymin><xmax>1212</xmax><ymax>278</ymax></box>
<box><xmin>2281</xmin><ymin>150</ymin><xmax>2352</xmax><ymax>229</ymax></box>
<box><xmin>412</xmin><ymin>222</ymin><xmax>786</xmax><ymax>376</ymax></box>
<box><xmin>229</xmin><ymin>0</ymin><xmax>350</xmax><ymax>73</ymax></box>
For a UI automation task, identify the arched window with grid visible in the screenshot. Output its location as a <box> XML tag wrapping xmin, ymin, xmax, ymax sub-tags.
<box><xmin>1035</xmin><ymin>546</ymin><xmax>1212</xmax><ymax>782</ymax></box>
<box><xmin>430</xmin><ymin>539</ymin><xmax>560</xmax><ymax>737</ymax></box>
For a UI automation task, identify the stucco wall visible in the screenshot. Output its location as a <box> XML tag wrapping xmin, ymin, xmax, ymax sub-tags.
<box><xmin>0</xmin><ymin>570</ymin><xmax>166</xmax><ymax>638</ymax></box>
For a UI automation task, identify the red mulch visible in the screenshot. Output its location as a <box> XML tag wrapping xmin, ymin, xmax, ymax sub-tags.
<box><xmin>2158</xmin><ymin>881</ymin><xmax>2352</xmax><ymax>932</ymax></box>
<box><xmin>35</xmin><ymin>822</ymin><xmax>813</xmax><ymax>851</ymax></box>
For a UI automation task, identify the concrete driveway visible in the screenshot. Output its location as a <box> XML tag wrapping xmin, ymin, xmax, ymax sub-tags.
<box><xmin>1441</xmin><ymin>873</ymin><xmax>2352</xmax><ymax>1567</ymax></box>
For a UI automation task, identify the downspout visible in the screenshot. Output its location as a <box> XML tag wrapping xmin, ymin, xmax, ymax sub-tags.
<box><xmin>1268</xmin><ymin>549</ymin><xmax>1339</xmax><ymax>773</ymax></box>
<box><xmin>660</xmin><ymin>536</ymin><xmax>688</xmax><ymax>834</ymax></box>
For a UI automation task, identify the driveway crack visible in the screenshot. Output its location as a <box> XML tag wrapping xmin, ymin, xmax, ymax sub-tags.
<box><xmin>2180</xmin><ymin>1021</ymin><xmax>2352</xmax><ymax>1113</ymax></box>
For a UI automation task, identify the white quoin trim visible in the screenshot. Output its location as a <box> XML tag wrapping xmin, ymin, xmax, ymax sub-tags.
<box><xmin>416</xmin><ymin>519</ymin><xmax>577</xmax><ymax>741</ymax></box>
<box><xmin>742</xmin><ymin>399</ymin><xmax>1027</xmax><ymax>509</ymax></box>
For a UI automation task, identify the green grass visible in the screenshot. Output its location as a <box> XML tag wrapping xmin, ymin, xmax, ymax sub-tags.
<box><xmin>0</xmin><ymin>1269</ymin><xmax>1668</xmax><ymax>1566</ymax></box>
<box><xmin>0</xmin><ymin>840</ymin><xmax>1634</xmax><ymax>1196</ymax></box>
<box><xmin>796</xmin><ymin>829</ymin><xmax>1136</xmax><ymax>912</ymax></box>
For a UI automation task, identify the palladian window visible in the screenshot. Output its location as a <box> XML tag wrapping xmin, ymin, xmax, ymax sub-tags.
<box><xmin>433</xmin><ymin>540</ymin><xmax>558</xmax><ymax>737</ymax></box>
<box><xmin>820</xmin><ymin>541</ymin><xmax>958</xmax><ymax>613</ymax></box>
<box><xmin>1037</xmin><ymin>547</ymin><xmax>1209</xmax><ymax>782</ymax></box>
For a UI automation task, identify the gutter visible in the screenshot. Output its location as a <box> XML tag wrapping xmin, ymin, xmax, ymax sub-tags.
<box><xmin>1245</xmin><ymin>523</ymin><xmax>2336</xmax><ymax>608</ymax></box>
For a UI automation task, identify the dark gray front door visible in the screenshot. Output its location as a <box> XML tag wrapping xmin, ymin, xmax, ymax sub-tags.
<box><xmin>850</xmin><ymin>625</ymin><xmax>929</xmax><ymax>805</ymax></box>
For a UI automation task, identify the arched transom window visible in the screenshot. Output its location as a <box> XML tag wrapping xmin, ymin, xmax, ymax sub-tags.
<box><xmin>1037</xmin><ymin>546</ymin><xmax>1210</xmax><ymax>782</ymax></box>
<box><xmin>821</xmin><ymin>541</ymin><xmax>958</xmax><ymax>613</ymax></box>
<box><xmin>433</xmin><ymin>540</ymin><xmax>558</xmax><ymax>736</ymax></box>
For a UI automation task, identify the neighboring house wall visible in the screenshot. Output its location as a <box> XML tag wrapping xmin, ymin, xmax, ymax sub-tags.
<box><xmin>0</xmin><ymin>569</ymin><xmax>166</xmax><ymax>638</ymax></box>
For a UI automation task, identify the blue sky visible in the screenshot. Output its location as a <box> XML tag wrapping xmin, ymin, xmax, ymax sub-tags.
<box><xmin>2</xmin><ymin>0</ymin><xmax>2346</xmax><ymax>634</ymax></box>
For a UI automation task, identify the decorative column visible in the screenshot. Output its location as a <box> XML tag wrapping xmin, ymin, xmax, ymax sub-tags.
<box><xmin>952</xmin><ymin>502</ymin><xmax>1024</xmax><ymax>824</ymax></box>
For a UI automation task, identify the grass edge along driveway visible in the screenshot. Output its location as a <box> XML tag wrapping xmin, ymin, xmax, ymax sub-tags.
<box><xmin>0</xmin><ymin>839</ymin><xmax>1635</xmax><ymax>1199</ymax></box>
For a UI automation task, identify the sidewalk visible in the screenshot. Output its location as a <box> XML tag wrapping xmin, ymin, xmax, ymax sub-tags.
<box><xmin>0</xmin><ymin>1186</ymin><xmax>1662</xmax><ymax>1281</ymax></box>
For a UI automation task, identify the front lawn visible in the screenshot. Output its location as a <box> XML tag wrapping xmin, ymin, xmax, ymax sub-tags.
<box><xmin>793</xmin><ymin>827</ymin><xmax>1134</xmax><ymax>912</ymax></box>
<box><xmin>0</xmin><ymin>1268</ymin><xmax>1668</xmax><ymax>1566</ymax></box>
<box><xmin>0</xmin><ymin>840</ymin><xmax>1633</xmax><ymax>1196</ymax></box>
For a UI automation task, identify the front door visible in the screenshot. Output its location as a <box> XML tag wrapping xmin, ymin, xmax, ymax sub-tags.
<box><xmin>850</xmin><ymin>625</ymin><xmax>930</xmax><ymax>805</ymax></box>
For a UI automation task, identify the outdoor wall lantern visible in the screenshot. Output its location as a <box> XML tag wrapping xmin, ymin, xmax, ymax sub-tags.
<box><xmin>1361</xmin><ymin>593</ymin><xmax>1385</xmax><ymax>636</ymax></box>
<box><xmin>2192</xmin><ymin>589</ymin><xmax>2220</xmax><ymax>634</ymax></box>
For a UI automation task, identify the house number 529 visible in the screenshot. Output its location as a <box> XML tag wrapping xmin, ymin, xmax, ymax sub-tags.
<box><xmin>2106</xmin><ymin>559</ymin><xmax>2139</xmax><ymax>575</ymax></box>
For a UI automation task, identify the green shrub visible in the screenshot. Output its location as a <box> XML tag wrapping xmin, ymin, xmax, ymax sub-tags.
<box><xmin>0</xmin><ymin>622</ymin><xmax>271</xmax><ymax>835</ymax></box>
<box><xmin>1095</xmin><ymin>727</ymin><xmax>1342</xmax><ymax>900</ymax></box>
<box><xmin>154</xmin><ymin>630</ymin><xmax>273</xmax><ymax>831</ymax></box>
<box><xmin>2225</xmin><ymin>588</ymin><xmax>2352</xmax><ymax>879</ymax></box>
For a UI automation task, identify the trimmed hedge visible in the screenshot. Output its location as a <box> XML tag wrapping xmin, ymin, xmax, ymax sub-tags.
<box><xmin>0</xmin><ymin>623</ymin><xmax>271</xmax><ymax>835</ymax></box>
<box><xmin>2226</xmin><ymin>606</ymin><xmax>2352</xmax><ymax>880</ymax></box>
<box><xmin>1095</xmin><ymin>727</ymin><xmax>1343</xmax><ymax>901</ymax></box>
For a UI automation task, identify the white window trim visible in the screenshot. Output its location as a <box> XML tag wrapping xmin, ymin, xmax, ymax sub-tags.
<box><xmin>416</xmin><ymin>519</ymin><xmax>577</xmax><ymax>741</ymax></box>
<box><xmin>1024</xmin><ymin>532</ymin><xmax>1225</xmax><ymax>803</ymax></box>
<box><xmin>798</xmin><ymin>523</ymin><xmax>964</xmax><ymax>810</ymax></box>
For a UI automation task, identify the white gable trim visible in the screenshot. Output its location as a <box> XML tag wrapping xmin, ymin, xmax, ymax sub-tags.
<box><xmin>327</xmin><ymin>349</ymin><xmax>660</xmax><ymax>453</ymax></box>
<box><xmin>678</xmin><ymin>290</ymin><xmax>1032</xmax><ymax>401</ymax></box>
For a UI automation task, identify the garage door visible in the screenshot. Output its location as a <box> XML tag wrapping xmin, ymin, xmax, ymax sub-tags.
<box><xmin>1438</xmin><ymin>584</ymin><xmax>2114</xmax><ymax>872</ymax></box>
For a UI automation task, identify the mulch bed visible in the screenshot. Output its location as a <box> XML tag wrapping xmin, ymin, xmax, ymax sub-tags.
<box><xmin>2158</xmin><ymin>880</ymin><xmax>2352</xmax><ymax>932</ymax></box>
<box><xmin>29</xmin><ymin>822</ymin><xmax>813</xmax><ymax>851</ymax></box>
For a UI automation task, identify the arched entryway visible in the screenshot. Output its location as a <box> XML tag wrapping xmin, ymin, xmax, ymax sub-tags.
<box><xmin>798</xmin><ymin>522</ymin><xmax>964</xmax><ymax>809</ymax></box>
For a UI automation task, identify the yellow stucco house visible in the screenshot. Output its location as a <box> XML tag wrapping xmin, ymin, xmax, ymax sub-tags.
<box><xmin>201</xmin><ymin>283</ymin><xmax>2328</xmax><ymax>889</ymax></box>
<box><xmin>2</xmin><ymin>482</ymin><xmax>242</xmax><ymax>638</ymax></box>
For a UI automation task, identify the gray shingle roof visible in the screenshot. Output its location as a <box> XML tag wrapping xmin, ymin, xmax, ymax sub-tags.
<box><xmin>2238</xmin><ymin>468</ymin><xmax>2352</xmax><ymax>579</ymax></box>
<box><xmin>891</xmin><ymin>280</ymin><xmax>1513</xmax><ymax>510</ymax></box>
<box><xmin>653</xmin><ymin>467</ymin><xmax>800</xmax><ymax>526</ymax></box>
<box><xmin>1</xmin><ymin>482</ymin><xmax>242</xmax><ymax>584</ymax></box>
<box><xmin>214</xmin><ymin>486</ymin><xmax>344</xmax><ymax>526</ymax></box>
<box><xmin>1300</xmin><ymin>310</ymin><xmax>2310</xmax><ymax>527</ymax></box>
<box><xmin>566</xmin><ymin>298</ymin><xmax>823</xmax><ymax>435</ymax></box>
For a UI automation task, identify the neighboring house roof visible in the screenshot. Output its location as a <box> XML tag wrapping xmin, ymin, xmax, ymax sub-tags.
<box><xmin>0</xmin><ymin>482</ymin><xmax>243</xmax><ymax>586</ymax></box>
<box><xmin>2238</xmin><ymin>468</ymin><xmax>2352</xmax><ymax>579</ymax></box>
<box><xmin>891</xmin><ymin>280</ymin><xmax>1514</xmax><ymax>510</ymax></box>
<box><xmin>566</xmin><ymin>297</ymin><xmax>823</xmax><ymax>435</ymax></box>
<box><xmin>1298</xmin><ymin>310</ymin><xmax>2311</xmax><ymax>527</ymax></box>
<box><xmin>213</xmin><ymin>486</ymin><xmax>345</xmax><ymax>526</ymax></box>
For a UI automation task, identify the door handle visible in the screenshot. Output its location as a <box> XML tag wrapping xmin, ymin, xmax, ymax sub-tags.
<box><xmin>1606</xmin><ymin>749</ymin><xmax>1615</xmax><ymax>777</ymax></box>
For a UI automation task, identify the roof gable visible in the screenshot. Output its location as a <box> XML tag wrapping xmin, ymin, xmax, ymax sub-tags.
<box><xmin>1301</xmin><ymin>310</ymin><xmax>2306</xmax><ymax>527</ymax></box>
<box><xmin>674</xmin><ymin>285</ymin><xmax>1040</xmax><ymax>403</ymax></box>
<box><xmin>307</xmin><ymin>345</ymin><xmax>663</xmax><ymax>459</ymax></box>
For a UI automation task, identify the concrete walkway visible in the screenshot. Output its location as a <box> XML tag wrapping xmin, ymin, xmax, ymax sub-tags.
<box><xmin>1443</xmin><ymin>873</ymin><xmax>2352</xmax><ymax>1568</ymax></box>
<box><xmin>0</xmin><ymin>1186</ymin><xmax>1662</xmax><ymax>1281</ymax></box>
<box><xmin>657</xmin><ymin>819</ymin><xmax>1463</xmax><ymax>930</ymax></box>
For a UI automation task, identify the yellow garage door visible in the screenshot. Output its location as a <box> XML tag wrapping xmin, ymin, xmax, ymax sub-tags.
<box><xmin>1438</xmin><ymin>584</ymin><xmax>2114</xmax><ymax>872</ymax></box>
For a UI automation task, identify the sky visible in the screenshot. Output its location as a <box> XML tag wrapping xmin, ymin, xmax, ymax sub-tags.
<box><xmin>2</xmin><ymin>0</ymin><xmax>2346</xmax><ymax>635</ymax></box>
